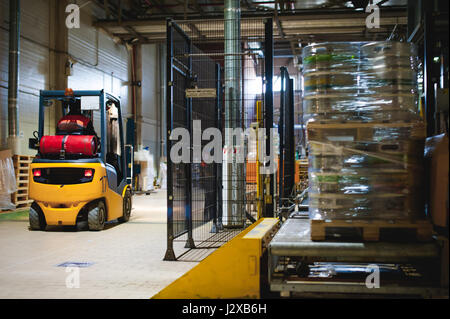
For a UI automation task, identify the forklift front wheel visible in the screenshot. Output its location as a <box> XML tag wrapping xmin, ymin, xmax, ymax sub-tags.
<box><xmin>88</xmin><ymin>201</ymin><xmax>106</xmax><ymax>231</ymax></box>
<box><xmin>118</xmin><ymin>189</ymin><xmax>132</xmax><ymax>223</ymax></box>
<box><xmin>29</xmin><ymin>202</ymin><xmax>46</xmax><ymax>231</ymax></box>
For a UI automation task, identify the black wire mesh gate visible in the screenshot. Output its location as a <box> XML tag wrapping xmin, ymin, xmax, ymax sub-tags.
<box><xmin>165</xmin><ymin>18</ymin><xmax>274</xmax><ymax>261</ymax></box>
<box><xmin>278</xmin><ymin>67</ymin><xmax>296</xmax><ymax>210</ymax></box>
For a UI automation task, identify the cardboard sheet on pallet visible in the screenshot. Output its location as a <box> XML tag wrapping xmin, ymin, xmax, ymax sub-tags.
<box><xmin>0</xmin><ymin>149</ymin><xmax>12</xmax><ymax>160</ymax></box>
<box><xmin>425</xmin><ymin>134</ymin><xmax>449</xmax><ymax>229</ymax></box>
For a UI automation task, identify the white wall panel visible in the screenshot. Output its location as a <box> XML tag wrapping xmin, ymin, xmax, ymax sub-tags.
<box><xmin>0</xmin><ymin>0</ymin><xmax>8</xmax><ymax>144</ymax></box>
<box><xmin>139</xmin><ymin>44</ymin><xmax>163</xmax><ymax>171</ymax></box>
<box><xmin>68</xmin><ymin>5</ymin><xmax>130</xmax><ymax>117</ymax></box>
<box><xmin>0</xmin><ymin>0</ymin><xmax>49</xmax><ymax>154</ymax></box>
<box><xmin>0</xmin><ymin>0</ymin><xmax>133</xmax><ymax>156</ymax></box>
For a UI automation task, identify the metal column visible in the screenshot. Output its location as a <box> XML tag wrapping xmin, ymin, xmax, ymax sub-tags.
<box><xmin>223</xmin><ymin>0</ymin><xmax>244</xmax><ymax>227</ymax></box>
<box><xmin>286</xmin><ymin>78</ymin><xmax>295</xmax><ymax>196</ymax></box>
<box><xmin>215</xmin><ymin>63</ymin><xmax>224</xmax><ymax>231</ymax></box>
<box><xmin>8</xmin><ymin>0</ymin><xmax>20</xmax><ymax>139</ymax></box>
<box><xmin>164</xmin><ymin>20</ymin><xmax>176</xmax><ymax>261</ymax></box>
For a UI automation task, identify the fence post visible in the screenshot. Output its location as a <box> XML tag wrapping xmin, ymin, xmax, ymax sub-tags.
<box><xmin>164</xmin><ymin>19</ymin><xmax>176</xmax><ymax>261</ymax></box>
<box><xmin>212</xmin><ymin>62</ymin><xmax>223</xmax><ymax>233</ymax></box>
<box><xmin>185</xmin><ymin>33</ymin><xmax>195</xmax><ymax>249</ymax></box>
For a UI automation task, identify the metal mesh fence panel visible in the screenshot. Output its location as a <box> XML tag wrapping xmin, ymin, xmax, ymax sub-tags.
<box><xmin>166</xmin><ymin>18</ymin><xmax>272</xmax><ymax>261</ymax></box>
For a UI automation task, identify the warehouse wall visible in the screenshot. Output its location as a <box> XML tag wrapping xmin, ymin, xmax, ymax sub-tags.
<box><xmin>67</xmin><ymin>8</ymin><xmax>167</xmax><ymax>174</ymax></box>
<box><xmin>68</xmin><ymin>4</ymin><xmax>130</xmax><ymax>117</ymax></box>
<box><xmin>67</xmin><ymin>3</ymin><xmax>132</xmax><ymax>165</ymax></box>
<box><xmin>0</xmin><ymin>0</ymin><xmax>50</xmax><ymax>154</ymax></box>
<box><xmin>0</xmin><ymin>0</ymin><xmax>132</xmax><ymax>155</ymax></box>
<box><xmin>139</xmin><ymin>43</ymin><xmax>165</xmax><ymax>172</ymax></box>
<box><xmin>0</xmin><ymin>0</ymin><xmax>165</xmax><ymax>176</ymax></box>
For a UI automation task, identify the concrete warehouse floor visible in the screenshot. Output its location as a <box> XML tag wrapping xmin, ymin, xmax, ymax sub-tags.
<box><xmin>0</xmin><ymin>190</ymin><xmax>197</xmax><ymax>299</ymax></box>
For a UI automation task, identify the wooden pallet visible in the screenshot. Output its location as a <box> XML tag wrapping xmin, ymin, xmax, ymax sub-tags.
<box><xmin>298</xmin><ymin>159</ymin><xmax>308</xmax><ymax>179</ymax></box>
<box><xmin>311</xmin><ymin>219</ymin><xmax>433</xmax><ymax>242</ymax></box>
<box><xmin>246</xmin><ymin>191</ymin><xmax>258</xmax><ymax>214</ymax></box>
<box><xmin>295</xmin><ymin>159</ymin><xmax>309</xmax><ymax>192</ymax></box>
<box><xmin>246</xmin><ymin>183</ymin><xmax>257</xmax><ymax>193</ymax></box>
<box><xmin>11</xmin><ymin>155</ymin><xmax>34</xmax><ymax>208</ymax></box>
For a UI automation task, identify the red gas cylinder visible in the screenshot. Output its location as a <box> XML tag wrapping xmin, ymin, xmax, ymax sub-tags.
<box><xmin>40</xmin><ymin>135</ymin><xmax>64</xmax><ymax>155</ymax></box>
<box><xmin>65</xmin><ymin>135</ymin><xmax>98</xmax><ymax>156</ymax></box>
<box><xmin>40</xmin><ymin>135</ymin><xmax>98</xmax><ymax>157</ymax></box>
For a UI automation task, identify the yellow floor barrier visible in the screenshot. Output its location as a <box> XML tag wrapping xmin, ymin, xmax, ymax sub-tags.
<box><xmin>152</xmin><ymin>218</ymin><xmax>279</xmax><ymax>299</ymax></box>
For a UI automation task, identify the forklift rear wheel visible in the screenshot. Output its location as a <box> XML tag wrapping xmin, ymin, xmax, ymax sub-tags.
<box><xmin>29</xmin><ymin>202</ymin><xmax>46</xmax><ymax>231</ymax></box>
<box><xmin>88</xmin><ymin>201</ymin><xmax>106</xmax><ymax>231</ymax></box>
<box><xmin>118</xmin><ymin>189</ymin><xmax>132</xmax><ymax>223</ymax></box>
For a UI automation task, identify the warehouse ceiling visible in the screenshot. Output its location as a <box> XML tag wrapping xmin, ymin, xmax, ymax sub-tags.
<box><xmin>92</xmin><ymin>0</ymin><xmax>408</xmax><ymax>57</ymax></box>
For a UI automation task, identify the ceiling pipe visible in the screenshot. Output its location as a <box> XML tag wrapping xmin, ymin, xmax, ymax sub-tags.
<box><xmin>8</xmin><ymin>0</ymin><xmax>20</xmax><ymax>140</ymax></box>
<box><xmin>140</xmin><ymin>1</ymin><xmax>296</xmax><ymax>8</ymax></box>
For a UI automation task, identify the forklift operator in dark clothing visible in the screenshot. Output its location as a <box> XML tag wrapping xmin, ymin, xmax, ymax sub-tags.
<box><xmin>57</xmin><ymin>99</ymin><xmax>97</xmax><ymax>137</ymax></box>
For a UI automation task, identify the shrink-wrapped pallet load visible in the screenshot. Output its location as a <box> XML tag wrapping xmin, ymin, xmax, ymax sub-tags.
<box><xmin>303</xmin><ymin>42</ymin><xmax>427</xmax><ymax>225</ymax></box>
<box><xmin>303</xmin><ymin>42</ymin><xmax>420</xmax><ymax>123</ymax></box>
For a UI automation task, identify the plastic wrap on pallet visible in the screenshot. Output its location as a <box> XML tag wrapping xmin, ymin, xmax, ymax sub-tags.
<box><xmin>302</xmin><ymin>41</ymin><xmax>420</xmax><ymax>123</ymax></box>
<box><xmin>0</xmin><ymin>156</ymin><xmax>18</xmax><ymax>210</ymax></box>
<box><xmin>159</xmin><ymin>162</ymin><xmax>167</xmax><ymax>190</ymax></box>
<box><xmin>306</xmin><ymin>123</ymin><xmax>425</xmax><ymax>220</ymax></box>
<box><xmin>302</xmin><ymin>41</ymin><xmax>426</xmax><ymax>221</ymax></box>
<box><xmin>135</xmin><ymin>148</ymin><xmax>156</xmax><ymax>191</ymax></box>
<box><xmin>303</xmin><ymin>42</ymin><xmax>362</xmax><ymax>74</ymax></box>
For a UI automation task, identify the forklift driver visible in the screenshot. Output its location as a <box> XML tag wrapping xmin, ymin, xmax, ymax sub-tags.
<box><xmin>57</xmin><ymin>99</ymin><xmax>98</xmax><ymax>137</ymax></box>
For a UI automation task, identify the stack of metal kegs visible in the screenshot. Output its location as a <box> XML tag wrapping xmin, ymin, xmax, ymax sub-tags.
<box><xmin>302</xmin><ymin>41</ymin><xmax>426</xmax><ymax>222</ymax></box>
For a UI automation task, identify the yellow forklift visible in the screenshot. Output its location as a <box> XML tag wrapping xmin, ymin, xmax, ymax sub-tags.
<box><xmin>28</xmin><ymin>89</ymin><xmax>132</xmax><ymax>231</ymax></box>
